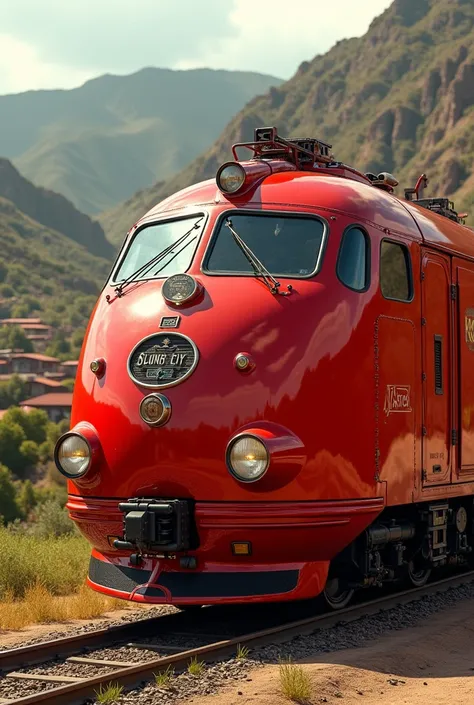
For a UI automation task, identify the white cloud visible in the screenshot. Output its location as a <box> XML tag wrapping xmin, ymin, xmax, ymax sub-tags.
<box><xmin>176</xmin><ymin>0</ymin><xmax>393</xmax><ymax>78</ymax></box>
<box><xmin>0</xmin><ymin>35</ymin><xmax>92</xmax><ymax>94</ymax></box>
<box><xmin>0</xmin><ymin>0</ymin><xmax>393</xmax><ymax>94</ymax></box>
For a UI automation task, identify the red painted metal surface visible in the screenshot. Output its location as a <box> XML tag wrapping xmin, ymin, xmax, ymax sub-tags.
<box><xmin>65</xmin><ymin>155</ymin><xmax>474</xmax><ymax>605</ymax></box>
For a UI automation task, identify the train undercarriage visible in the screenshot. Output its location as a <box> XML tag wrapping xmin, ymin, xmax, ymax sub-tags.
<box><xmin>324</xmin><ymin>498</ymin><xmax>473</xmax><ymax>609</ymax></box>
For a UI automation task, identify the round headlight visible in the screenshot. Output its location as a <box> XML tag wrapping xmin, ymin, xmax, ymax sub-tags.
<box><xmin>216</xmin><ymin>163</ymin><xmax>246</xmax><ymax>194</ymax></box>
<box><xmin>55</xmin><ymin>434</ymin><xmax>91</xmax><ymax>478</ymax></box>
<box><xmin>227</xmin><ymin>436</ymin><xmax>269</xmax><ymax>483</ymax></box>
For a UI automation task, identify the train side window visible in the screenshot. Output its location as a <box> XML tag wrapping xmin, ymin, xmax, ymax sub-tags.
<box><xmin>336</xmin><ymin>226</ymin><xmax>370</xmax><ymax>292</ymax></box>
<box><xmin>380</xmin><ymin>240</ymin><xmax>413</xmax><ymax>302</ymax></box>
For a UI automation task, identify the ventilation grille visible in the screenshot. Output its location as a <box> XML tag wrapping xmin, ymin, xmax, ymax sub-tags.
<box><xmin>434</xmin><ymin>335</ymin><xmax>443</xmax><ymax>395</ymax></box>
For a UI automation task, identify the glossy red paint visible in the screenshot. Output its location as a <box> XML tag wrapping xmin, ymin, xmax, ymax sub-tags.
<box><xmin>64</xmin><ymin>143</ymin><xmax>474</xmax><ymax>606</ymax></box>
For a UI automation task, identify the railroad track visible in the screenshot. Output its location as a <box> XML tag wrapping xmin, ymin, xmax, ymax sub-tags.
<box><xmin>1</xmin><ymin>570</ymin><xmax>473</xmax><ymax>705</ymax></box>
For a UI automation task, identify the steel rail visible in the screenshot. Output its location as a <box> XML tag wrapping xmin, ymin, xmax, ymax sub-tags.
<box><xmin>0</xmin><ymin>613</ymin><xmax>180</xmax><ymax>672</ymax></box>
<box><xmin>2</xmin><ymin>570</ymin><xmax>474</xmax><ymax>705</ymax></box>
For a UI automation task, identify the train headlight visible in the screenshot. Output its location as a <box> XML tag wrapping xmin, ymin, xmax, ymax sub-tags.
<box><xmin>227</xmin><ymin>435</ymin><xmax>269</xmax><ymax>483</ymax></box>
<box><xmin>55</xmin><ymin>434</ymin><xmax>91</xmax><ymax>479</ymax></box>
<box><xmin>216</xmin><ymin>163</ymin><xmax>246</xmax><ymax>194</ymax></box>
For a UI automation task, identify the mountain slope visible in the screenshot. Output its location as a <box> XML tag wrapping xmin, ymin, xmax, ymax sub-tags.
<box><xmin>0</xmin><ymin>68</ymin><xmax>283</xmax><ymax>215</ymax></box>
<box><xmin>101</xmin><ymin>0</ymin><xmax>474</xmax><ymax>246</ymax></box>
<box><xmin>0</xmin><ymin>160</ymin><xmax>113</xmax><ymax>259</ymax></box>
<box><xmin>0</xmin><ymin>197</ymin><xmax>111</xmax><ymax>345</ymax></box>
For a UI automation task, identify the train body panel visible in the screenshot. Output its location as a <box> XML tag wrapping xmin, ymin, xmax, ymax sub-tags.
<box><xmin>57</xmin><ymin>128</ymin><xmax>474</xmax><ymax>607</ymax></box>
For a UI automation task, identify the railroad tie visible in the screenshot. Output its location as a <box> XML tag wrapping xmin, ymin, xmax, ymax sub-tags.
<box><xmin>127</xmin><ymin>642</ymin><xmax>185</xmax><ymax>653</ymax></box>
<box><xmin>6</xmin><ymin>672</ymin><xmax>85</xmax><ymax>683</ymax></box>
<box><xmin>67</xmin><ymin>656</ymin><xmax>144</xmax><ymax>668</ymax></box>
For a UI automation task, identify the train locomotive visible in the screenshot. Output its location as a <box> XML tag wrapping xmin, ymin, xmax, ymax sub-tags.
<box><xmin>55</xmin><ymin>126</ymin><xmax>474</xmax><ymax>610</ymax></box>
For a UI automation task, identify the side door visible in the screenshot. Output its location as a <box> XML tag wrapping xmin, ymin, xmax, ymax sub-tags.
<box><xmin>454</xmin><ymin>261</ymin><xmax>474</xmax><ymax>478</ymax></box>
<box><xmin>421</xmin><ymin>249</ymin><xmax>453</xmax><ymax>486</ymax></box>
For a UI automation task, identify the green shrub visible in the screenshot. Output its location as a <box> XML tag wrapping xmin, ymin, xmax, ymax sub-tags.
<box><xmin>30</xmin><ymin>499</ymin><xmax>76</xmax><ymax>538</ymax></box>
<box><xmin>0</xmin><ymin>527</ymin><xmax>90</xmax><ymax>599</ymax></box>
<box><xmin>0</xmin><ymin>464</ymin><xmax>22</xmax><ymax>525</ymax></box>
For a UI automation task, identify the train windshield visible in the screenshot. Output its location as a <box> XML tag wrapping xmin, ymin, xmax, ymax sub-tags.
<box><xmin>113</xmin><ymin>215</ymin><xmax>205</xmax><ymax>282</ymax></box>
<box><xmin>205</xmin><ymin>212</ymin><xmax>326</xmax><ymax>277</ymax></box>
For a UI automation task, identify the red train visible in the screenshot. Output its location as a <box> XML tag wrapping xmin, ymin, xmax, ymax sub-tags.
<box><xmin>55</xmin><ymin>127</ymin><xmax>474</xmax><ymax>610</ymax></box>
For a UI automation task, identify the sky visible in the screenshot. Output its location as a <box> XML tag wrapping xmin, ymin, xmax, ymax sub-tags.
<box><xmin>0</xmin><ymin>0</ymin><xmax>393</xmax><ymax>96</ymax></box>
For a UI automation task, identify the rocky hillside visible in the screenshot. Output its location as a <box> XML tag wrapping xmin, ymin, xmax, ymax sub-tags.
<box><xmin>0</xmin><ymin>68</ymin><xmax>282</xmax><ymax>215</ymax></box>
<box><xmin>0</xmin><ymin>160</ymin><xmax>113</xmax><ymax>259</ymax></box>
<box><xmin>102</xmin><ymin>0</ymin><xmax>474</xmax><ymax>246</ymax></box>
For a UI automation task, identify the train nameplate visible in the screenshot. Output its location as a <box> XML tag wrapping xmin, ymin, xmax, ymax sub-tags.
<box><xmin>128</xmin><ymin>332</ymin><xmax>199</xmax><ymax>389</ymax></box>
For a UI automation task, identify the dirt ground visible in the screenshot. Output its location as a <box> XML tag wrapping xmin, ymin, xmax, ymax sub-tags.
<box><xmin>189</xmin><ymin>598</ymin><xmax>474</xmax><ymax>705</ymax></box>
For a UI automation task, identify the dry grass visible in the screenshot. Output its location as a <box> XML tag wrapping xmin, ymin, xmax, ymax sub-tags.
<box><xmin>0</xmin><ymin>527</ymin><xmax>91</xmax><ymax>599</ymax></box>
<box><xmin>0</xmin><ymin>582</ymin><xmax>124</xmax><ymax>631</ymax></box>
<box><xmin>279</xmin><ymin>660</ymin><xmax>312</xmax><ymax>704</ymax></box>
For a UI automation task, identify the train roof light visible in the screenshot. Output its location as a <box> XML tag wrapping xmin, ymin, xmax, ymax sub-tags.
<box><xmin>216</xmin><ymin>162</ymin><xmax>246</xmax><ymax>194</ymax></box>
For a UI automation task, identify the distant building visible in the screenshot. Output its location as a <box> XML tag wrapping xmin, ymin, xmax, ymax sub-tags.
<box><xmin>60</xmin><ymin>360</ymin><xmax>79</xmax><ymax>378</ymax></box>
<box><xmin>7</xmin><ymin>353</ymin><xmax>60</xmax><ymax>375</ymax></box>
<box><xmin>1</xmin><ymin>318</ymin><xmax>42</xmax><ymax>326</ymax></box>
<box><xmin>0</xmin><ymin>318</ymin><xmax>53</xmax><ymax>343</ymax></box>
<box><xmin>19</xmin><ymin>392</ymin><xmax>72</xmax><ymax>423</ymax></box>
<box><xmin>24</xmin><ymin>376</ymin><xmax>69</xmax><ymax>398</ymax></box>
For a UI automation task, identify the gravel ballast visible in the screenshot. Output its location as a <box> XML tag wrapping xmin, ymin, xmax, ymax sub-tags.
<box><xmin>2</xmin><ymin>580</ymin><xmax>474</xmax><ymax>703</ymax></box>
<box><xmin>99</xmin><ymin>581</ymin><xmax>474</xmax><ymax>704</ymax></box>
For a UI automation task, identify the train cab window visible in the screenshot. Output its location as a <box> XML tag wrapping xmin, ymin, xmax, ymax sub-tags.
<box><xmin>336</xmin><ymin>226</ymin><xmax>369</xmax><ymax>291</ymax></box>
<box><xmin>204</xmin><ymin>212</ymin><xmax>326</xmax><ymax>277</ymax></box>
<box><xmin>112</xmin><ymin>214</ymin><xmax>206</xmax><ymax>282</ymax></box>
<box><xmin>380</xmin><ymin>240</ymin><xmax>412</xmax><ymax>302</ymax></box>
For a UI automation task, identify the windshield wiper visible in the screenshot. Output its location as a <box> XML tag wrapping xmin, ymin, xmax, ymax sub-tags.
<box><xmin>114</xmin><ymin>217</ymin><xmax>203</xmax><ymax>297</ymax></box>
<box><xmin>225</xmin><ymin>219</ymin><xmax>292</xmax><ymax>296</ymax></box>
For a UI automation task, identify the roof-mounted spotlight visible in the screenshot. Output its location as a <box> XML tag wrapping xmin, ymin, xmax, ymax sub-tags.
<box><xmin>216</xmin><ymin>162</ymin><xmax>246</xmax><ymax>194</ymax></box>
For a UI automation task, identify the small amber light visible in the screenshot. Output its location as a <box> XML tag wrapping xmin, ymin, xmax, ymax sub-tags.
<box><xmin>107</xmin><ymin>535</ymin><xmax>120</xmax><ymax>548</ymax></box>
<box><xmin>232</xmin><ymin>542</ymin><xmax>252</xmax><ymax>556</ymax></box>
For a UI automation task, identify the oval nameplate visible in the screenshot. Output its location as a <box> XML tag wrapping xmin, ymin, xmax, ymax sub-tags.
<box><xmin>128</xmin><ymin>332</ymin><xmax>198</xmax><ymax>388</ymax></box>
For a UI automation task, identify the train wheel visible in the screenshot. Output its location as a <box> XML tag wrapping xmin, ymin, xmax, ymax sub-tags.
<box><xmin>323</xmin><ymin>578</ymin><xmax>354</xmax><ymax>610</ymax></box>
<box><xmin>407</xmin><ymin>560</ymin><xmax>431</xmax><ymax>587</ymax></box>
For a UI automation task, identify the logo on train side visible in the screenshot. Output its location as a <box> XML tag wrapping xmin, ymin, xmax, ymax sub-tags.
<box><xmin>465</xmin><ymin>308</ymin><xmax>474</xmax><ymax>351</ymax></box>
<box><xmin>384</xmin><ymin>385</ymin><xmax>412</xmax><ymax>416</ymax></box>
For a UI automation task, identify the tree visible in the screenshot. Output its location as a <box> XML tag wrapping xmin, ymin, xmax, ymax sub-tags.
<box><xmin>17</xmin><ymin>479</ymin><xmax>36</xmax><ymax>517</ymax></box>
<box><xmin>45</xmin><ymin>331</ymin><xmax>71</xmax><ymax>360</ymax></box>
<box><xmin>2</xmin><ymin>407</ymin><xmax>49</xmax><ymax>445</ymax></box>
<box><xmin>19</xmin><ymin>440</ymin><xmax>40</xmax><ymax>468</ymax></box>
<box><xmin>0</xmin><ymin>325</ymin><xmax>33</xmax><ymax>353</ymax></box>
<box><xmin>0</xmin><ymin>421</ymin><xmax>26</xmax><ymax>473</ymax></box>
<box><xmin>0</xmin><ymin>376</ymin><xmax>27</xmax><ymax>408</ymax></box>
<box><xmin>0</xmin><ymin>464</ymin><xmax>22</xmax><ymax>524</ymax></box>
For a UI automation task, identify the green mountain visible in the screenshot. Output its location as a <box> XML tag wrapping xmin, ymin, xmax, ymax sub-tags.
<box><xmin>102</xmin><ymin>0</ymin><xmax>474</xmax><ymax>247</ymax></box>
<box><xmin>0</xmin><ymin>68</ymin><xmax>283</xmax><ymax>216</ymax></box>
<box><xmin>0</xmin><ymin>159</ymin><xmax>113</xmax><ymax>259</ymax></box>
<box><xmin>0</xmin><ymin>196</ymin><xmax>111</xmax><ymax>351</ymax></box>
